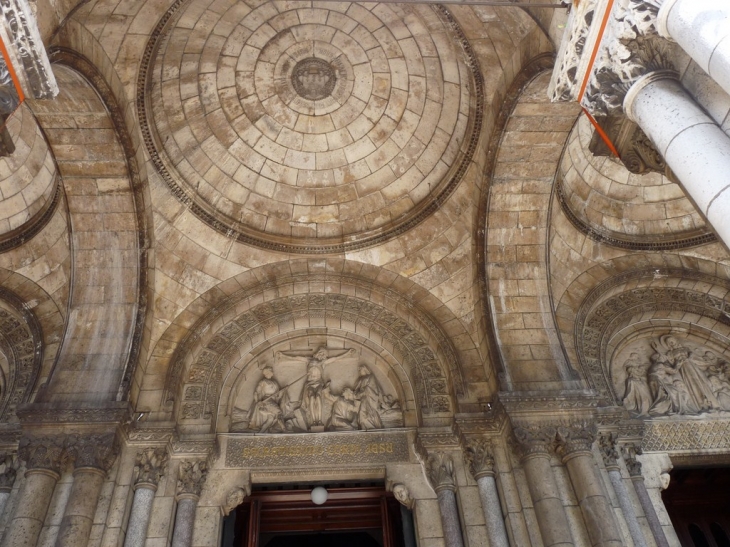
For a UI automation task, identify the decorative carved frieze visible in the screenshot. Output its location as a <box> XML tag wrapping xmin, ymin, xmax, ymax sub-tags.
<box><xmin>598</xmin><ymin>433</ymin><xmax>621</xmax><ymax>470</ymax></box>
<box><xmin>0</xmin><ymin>452</ymin><xmax>18</xmax><ymax>491</ymax></box>
<box><xmin>0</xmin><ymin>0</ymin><xmax>57</xmax><ymax>98</ymax></box>
<box><xmin>464</xmin><ymin>438</ymin><xmax>495</xmax><ymax>480</ymax></box>
<box><xmin>426</xmin><ymin>452</ymin><xmax>456</xmax><ymax>493</ymax></box>
<box><xmin>18</xmin><ymin>434</ymin><xmax>67</xmax><ymax>474</ymax></box>
<box><xmin>642</xmin><ymin>418</ymin><xmax>730</xmax><ymax>453</ymax></box>
<box><xmin>556</xmin><ymin>423</ymin><xmax>597</xmax><ymax>458</ymax></box>
<box><xmin>177</xmin><ymin>460</ymin><xmax>208</xmax><ymax>499</ymax></box>
<box><xmin>68</xmin><ymin>433</ymin><xmax>117</xmax><ymax>471</ymax></box>
<box><xmin>134</xmin><ymin>448</ymin><xmax>168</xmax><ymax>488</ymax></box>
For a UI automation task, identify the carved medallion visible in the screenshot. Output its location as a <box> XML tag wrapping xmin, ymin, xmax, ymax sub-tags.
<box><xmin>291</xmin><ymin>58</ymin><xmax>336</xmax><ymax>101</ymax></box>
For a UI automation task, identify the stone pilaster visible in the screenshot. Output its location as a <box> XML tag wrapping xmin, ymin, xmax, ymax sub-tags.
<box><xmin>598</xmin><ymin>434</ymin><xmax>647</xmax><ymax>547</ymax></box>
<box><xmin>512</xmin><ymin>425</ymin><xmax>574</xmax><ymax>547</ymax></box>
<box><xmin>124</xmin><ymin>448</ymin><xmax>169</xmax><ymax>547</ymax></box>
<box><xmin>5</xmin><ymin>435</ymin><xmax>66</xmax><ymax>547</ymax></box>
<box><xmin>464</xmin><ymin>439</ymin><xmax>509</xmax><ymax>547</ymax></box>
<box><xmin>426</xmin><ymin>452</ymin><xmax>464</xmax><ymax>547</ymax></box>
<box><xmin>171</xmin><ymin>460</ymin><xmax>208</xmax><ymax>547</ymax></box>
<box><xmin>556</xmin><ymin>424</ymin><xmax>622</xmax><ymax>547</ymax></box>
<box><xmin>623</xmin><ymin>445</ymin><xmax>670</xmax><ymax>547</ymax></box>
<box><xmin>56</xmin><ymin>433</ymin><xmax>118</xmax><ymax>547</ymax></box>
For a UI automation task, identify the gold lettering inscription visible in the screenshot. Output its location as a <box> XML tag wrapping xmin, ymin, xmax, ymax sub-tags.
<box><xmin>240</xmin><ymin>441</ymin><xmax>395</xmax><ymax>460</ymax></box>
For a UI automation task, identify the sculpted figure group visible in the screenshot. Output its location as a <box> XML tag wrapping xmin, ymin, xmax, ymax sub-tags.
<box><xmin>621</xmin><ymin>334</ymin><xmax>730</xmax><ymax>417</ymax></box>
<box><xmin>239</xmin><ymin>347</ymin><xmax>402</xmax><ymax>433</ymax></box>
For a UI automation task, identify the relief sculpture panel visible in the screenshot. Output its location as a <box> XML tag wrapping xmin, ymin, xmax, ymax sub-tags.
<box><xmin>613</xmin><ymin>333</ymin><xmax>730</xmax><ymax>417</ymax></box>
<box><xmin>231</xmin><ymin>347</ymin><xmax>403</xmax><ymax>434</ymax></box>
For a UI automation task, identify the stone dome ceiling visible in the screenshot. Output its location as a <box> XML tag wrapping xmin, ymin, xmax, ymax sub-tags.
<box><xmin>141</xmin><ymin>0</ymin><xmax>480</xmax><ymax>253</ymax></box>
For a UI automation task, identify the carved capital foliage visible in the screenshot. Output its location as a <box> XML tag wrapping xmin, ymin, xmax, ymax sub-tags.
<box><xmin>69</xmin><ymin>433</ymin><xmax>118</xmax><ymax>471</ymax></box>
<box><xmin>556</xmin><ymin>423</ymin><xmax>597</xmax><ymax>458</ymax></box>
<box><xmin>0</xmin><ymin>452</ymin><xmax>18</xmax><ymax>490</ymax></box>
<box><xmin>426</xmin><ymin>452</ymin><xmax>455</xmax><ymax>492</ymax></box>
<box><xmin>464</xmin><ymin>438</ymin><xmax>495</xmax><ymax>480</ymax></box>
<box><xmin>582</xmin><ymin>0</ymin><xmax>674</xmax><ymax>116</ymax></box>
<box><xmin>598</xmin><ymin>433</ymin><xmax>620</xmax><ymax>469</ymax></box>
<box><xmin>512</xmin><ymin>426</ymin><xmax>556</xmax><ymax>459</ymax></box>
<box><xmin>135</xmin><ymin>448</ymin><xmax>168</xmax><ymax>487</ymax></box>
<box><xmin>177</xmin><ymin>460</ymin><xmax>208</xmax><ymax>499</ymax></box>
<box><xmin>391</xmin><ymin>483</ymin><xmax>414</xmax><ymax>509</ymax></box>
<box><xmin>18</xmin><ymin>435</ymin><xmax>67</xmax><ymax>474</ymax></box>
<box><xmin>622</xmin><ymin>443</ymin><xmax>643</xmax><ymax>477</ymax></box>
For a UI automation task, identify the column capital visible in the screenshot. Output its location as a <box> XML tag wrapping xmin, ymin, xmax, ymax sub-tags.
<box><xmin>622</xmin><ymin>443</ymin><xmax>644</xmax><ymax>478</ymax></box>
<box><xmin>512</xmin><ymin>425</ymin><xmax>557</xmax><ymax>460</ymax></box>
<box><xmin>556</xmin><ymin>423</ymin><xmax>597</xmax><ymax>461</ymax></box>
<box><xmin>0</xmin><ymin>452</ymin><xmax>18</xmax><ymax>492</ymax></box>
<box><xmin>135</xmin><ymin>447</ymin><xmax>169</xmax><ymax>491</ymax></box>
<box><xmin>426</xmin><ymin>452</ymin><xmax>456</xmax><ymax>493</ymax></box>
<box><xmin>68</xmin><ymin>433</ymin><xmax>118</xmax><ymax>472</ymax></box>
<box><xmin>176</xmin><ymin>460</ymin><xmax>208</xmax><ymax>501</ymax></box>
<box><xmin>18</xmin><ymin>434</ymin><xmax>68</xmax><ymax>475</ymax></box>
<box><xmin>598</xmin><ymin>433</ymin><xmax>621</xmax><ymax>471</ymax></box>
<box><xmin>464</xmin><ymin>438</ymin><xmax>496</xmax><ymax>480</ymax></box>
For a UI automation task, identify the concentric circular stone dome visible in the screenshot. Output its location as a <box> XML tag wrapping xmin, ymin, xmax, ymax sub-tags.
<box><xmin>143</xmin><ymin>0</ymin><xmax>478</xmax><ymax>252</ymax></box>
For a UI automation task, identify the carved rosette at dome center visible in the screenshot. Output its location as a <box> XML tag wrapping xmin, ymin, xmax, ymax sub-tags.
<box><xmin>141</xmin><ymin>0</ymin><xmax>480</xmax><ymax>252</ymax></box>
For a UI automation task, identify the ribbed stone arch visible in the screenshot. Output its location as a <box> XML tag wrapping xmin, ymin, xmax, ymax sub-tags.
<box><xmin>572</xmin><ymin>266</ymin><xmax>730</xmax><ymax>404</ymax></box>
<box><xmin>150</xmin><ymin>259</ymin><xmax>479</xmax><ymax>428</ymax></box>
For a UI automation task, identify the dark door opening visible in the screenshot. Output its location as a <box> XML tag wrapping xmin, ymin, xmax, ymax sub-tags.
<box><xmin>662</xmin><ymin>467</ymin><xmax>730</xmax><ymax>547</ymax></box>
<box><xmin>222</xmin><ymin>486</ymin><xmax>406</xmax><ymax>547</ymax></box>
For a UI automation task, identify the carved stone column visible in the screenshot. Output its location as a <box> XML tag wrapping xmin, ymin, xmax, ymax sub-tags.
<box><xmin>0</xmin><ymin>453</ymin><xmax>18</xmax><ymax>516</ymax></box>
<box><xmin>124</xmin><ymin>448</ymin><xmax>168</xmax><ymax>547</ymax></box>
<box><xmin>623</xmin><ymin>446</ymin><xmax>670</xmax><ymax>547</ymax></box>
<box><xmin>5</xmin><ymin>435</ymin><xmax>66</xmax><ymax>547</ymax></box>
<box><xmin>513</xmin><ymin>426</ymin><xmax>573</xmax><ymax>547</ymax></box>
<box><xmin>55</xmin><ymin>433</ymin><xmax>117</xmax><ymax>547</ymax></box>
<box><xmin>426</xmin><ymin>453</ymin><xmax>464</xmax><ymax>547</ymax></box>
<box><xmin>598</xmin><ymin>435</ymin><xmax>647</xmax><ymax>547</ymax></box>
<box><xmin>464</xmin><ymin>439</ymin><xmax>509</xmax><ymax>547</ymax></box>
<box><xmin>556</xmin><ymin>425</ymin><xmax>622</xmax><ymax>547</ymax></box>
<box><xmin>392</xmin><ymin>484</ymin><xmax>417</xmax><ymax>547</ymax></box>
<box><xmin>171</xmin><ymin>460</ymin><xmax>208</xmax><ymax>547</ymax></box>
<box><xmin>658</xmin><ymin>0</ymin><xmax>730</xmax><ymax>97</ymax></box>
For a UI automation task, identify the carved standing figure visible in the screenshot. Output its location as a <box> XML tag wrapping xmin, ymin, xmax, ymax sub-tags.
<box><xmin>621</xmin><ymin>352</ymin><xmax>652</xmax><ymax>416</ymax></box>
<box><xmin>276</xmin><ymin>347</ymin><xmax>355</xmax><ymax>428</ymax></box>
<box><xmin>663</xmin><ymin>335</ymin><xmax>720</xmax><ymax>412</ymax></box>
<box><xmin>353</xmin><ymin>364</ymin><xmax>383</xmax><ymax>430</ymax></box>
<box><xmin>247</xmin><ymin>367</ymin><xmax>285</xmax><ymax>433</ymax></box>
<box><xmin>648</xmin><ymin>353</ymin><xmax>697</xmax><ymax>416</ymax></box>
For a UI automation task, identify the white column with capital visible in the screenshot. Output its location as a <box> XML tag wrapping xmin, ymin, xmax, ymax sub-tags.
<box><xmin>624</xmin><ymin>70</ymin><xmax>730</xmax><ymax>249</ymax></box>
<box><xmin>658</xmin><ymin>0</ymin><xmax>730</xmax><ymax>97</ymax></box>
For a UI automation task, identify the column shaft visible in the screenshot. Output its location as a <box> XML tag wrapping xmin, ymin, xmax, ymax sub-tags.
<box><xmin>625</xmin><ymin>73</ymin><xmax>730</xmax><ymax>249</ymax></box>
<box><xmin>55</xmin><ymin>467</ymin><xmax>106</xmax><ymax>547</ymax></box>
<box><xmin>436</xmin><ymin>489</ymin><xmax>464</xmax><ymax>547</ymax></box>
<box><xmin>400</xmin><ymin>505</ymin><xmax>417</xmax><ymax>547</ymax></box>
<box><xmin>123</xmin><ymin>486</ymin><xmax>156</xmax><ymax>547</ymax></box>
<box><xmin>658</xmin><ymin>0</ymin><xmax>730</xmax><ymax>96</ymax></box>
<box><xmin>631</xmin><ymin>478</ymin><xmax>670</xmax><ymax>547</ymax></box>
<box><xmin>476</xmin><ymin>475</ymin><xmax>510</xmax><ymax>547</ymax></box>
<box><xmin>0</xmin><ymin>491</ymin><xmax>9</xmax><ymax>520</ymax></box>
<box><xmin>606</xmin><ymin>469</ymin><xmax>647</xmax><ymax>547</ymax></box>
<box><xmin>4</xmin><ymin>469</ymin><xmax>59</xmax><ymax>547</ymax></box>
<box><xmin>522</xmin><ymin>454</ymin><xmax>573</xmax><ymax>547</ymax></box>
<box><xmin>171</xmin><ymin>497</ymin><xmax>198</xmax><ymax>547</ymax></box>
<box><xmin>562</xmin><ymin>453</ymin><xmax>622</xmax><ymax>547</ymax></box>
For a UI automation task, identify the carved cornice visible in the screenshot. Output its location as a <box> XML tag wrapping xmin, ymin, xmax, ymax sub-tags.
<box><xmin>16</xmin><ymin>402</ymin><xmax>130</xmax><ymax>426</ymax></box>
<box><xmin>68</xmin><ymin>433</ymin><xmax>117</xmax><ymax>471</ymax></box>
<box><xmin>500</xmin><ymin>390</ymin><xmax>600</xmax><ymax>415</ymax></box>
<box><xmin>125</xmin><ymin>425</ymin><xmax>174</xmax><ymax>445</ymax></box>
<box><xmin>18</xmin><ymin>434</ymin><xmax>68</xmax><ymax>474</ymax></box>
<box><xmin>464</xmin><ymin>438</ymin><xmax>495</xmax><ymax>480</ymax></box>
<box><xmin>134</xmin><ymin>448</ymin><xmax>168</xmax><ymax>489</ymax></box>
<box><xmin>556</xmin><ymin>423</ymin><xmax>597</xmax><ymax>460</ymax></box>
<box><xmin>0</xmin><ymin>452</ymin><xmax>18</xmax><ymax>491</ymax></box>
<box><xmin>454</xmin><ymin>405</ymin><xmax>507</xmax><ymax>436</ymax></box>
<box><xmin>176</xmin><ymin>460</ymin><xmax>208</xmax><ymax>500</ymax></box>
<box><xmin>426</xmin><ymin>452</ymin><xmax>456</xmax><ymax>493</ymax></box>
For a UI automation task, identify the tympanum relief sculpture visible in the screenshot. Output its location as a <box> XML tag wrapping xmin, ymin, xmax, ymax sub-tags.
<box><xmin>231</xmin><ymin>347</ymin><xmax>403</xmax><ymax>433</ymax></box>
<box><xmin>615</xmin><ymin>334</ymin><xmax>730</xmax><ymax>417</ymax></box>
